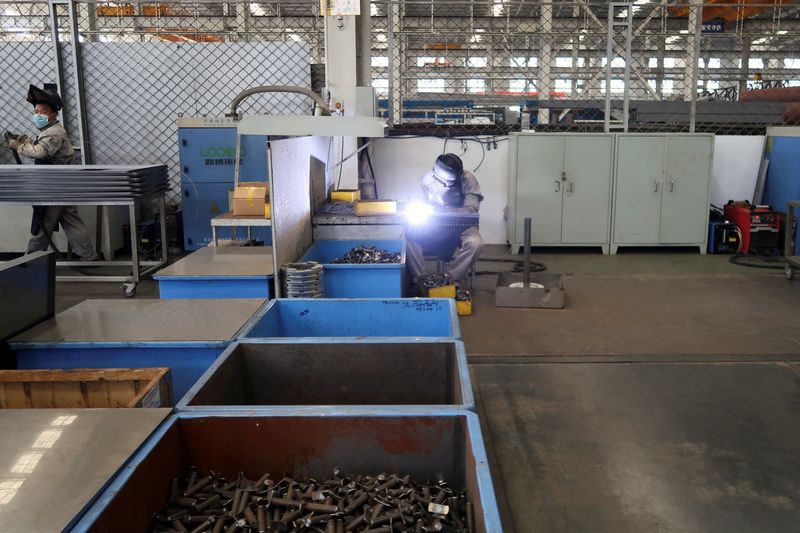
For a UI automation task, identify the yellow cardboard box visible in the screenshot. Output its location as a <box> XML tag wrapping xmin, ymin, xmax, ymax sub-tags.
<box><xmin>233</xmin><ymin>182</ymin><xmax>269</xmax><ymax>217</ymax></box>
<box><xmin>427</xmin><ymin>285</ymin><xmax>457</xmax><ymax>299</ymax></box>
<box><xmin>355</xmin><ymin>199</ymin><xmax>397</xmax><ymax>216</ymax></box>
<box><xmin>456</xmin><ymin>300</ymin><xmax>473</xmax><ymax>316</ymax></box>
<box><xmin>331</xmin><ymin>189</ymin><xmax>361</xmax><ymax>202</ymax></box>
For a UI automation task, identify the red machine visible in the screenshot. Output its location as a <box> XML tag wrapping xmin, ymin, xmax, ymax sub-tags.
<box><xmin>724</xmin><ymin>202</ymin><xmax>781</xmax><ymax>254</ymax></box>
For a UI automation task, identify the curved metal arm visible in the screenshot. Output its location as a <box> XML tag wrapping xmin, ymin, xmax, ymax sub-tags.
<box><xmin>226</xmin><ymin>86</ymin><xmax>331</xmax><ymax>117</ymax></box>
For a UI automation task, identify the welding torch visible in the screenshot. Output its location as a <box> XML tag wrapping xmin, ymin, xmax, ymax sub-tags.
<box><xmin>3</xmin><ymin>131</ymin><xmax>23</xmax><ymax>164</ymax></box>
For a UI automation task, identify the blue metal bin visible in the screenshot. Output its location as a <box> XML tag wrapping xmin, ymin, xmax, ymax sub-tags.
<box><xmin>299</xmin><ymin>239</ymin><xmax>406</xmax><ymax>298</ymax></box>
<box><xmin>154</xmin><ymin>247</ymin><xmax>275</xmax><ymax>299</ymax></box>
<box><xmin>11</xmin><ymin>342</ymin><xmax>227</xmax><ymax>405</ymax></box>
<box><xmin>71</xmin><ymin>410</ymin><xmax>502</xmax><ymax>533</ymax></box>
<box><xmin>156</xmin><ymin>276</ymin><xmax>274</xmax><ymax>299</ymax></box>
<box><xmin>8</xmin><ymin>299</ymin><xmax>265</xmax><ymax>404</ymax></box>
<box><xmin>239</xmin><ymin>298</ymin><xmax>460</xmax><ymax>340</ymax></box>
<box><xmin>176</xmin><ymin>339</ymin><xmax>474</xmax><ymax>412</ymax></box>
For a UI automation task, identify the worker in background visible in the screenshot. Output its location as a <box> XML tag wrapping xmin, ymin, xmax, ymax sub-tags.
<box><xmin>6</xmin><ymin>85</ymin><xmax>97</xmax><ymax>261</ymax></box>
<box><xmin>406</xmin><ymin>153</ymin><xmax>484</xmax><ymax>285</ymax></box>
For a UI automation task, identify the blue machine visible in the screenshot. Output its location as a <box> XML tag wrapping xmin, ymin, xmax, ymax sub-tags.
<box><xmin>178</xmin><ymin>123</ymin><xmax>272</xmax><ymax>250</ymax></box>
<box><xmin>764</xmin><ymin>134</ymin><xmax>800</xmax><ymax>254</ymax></box>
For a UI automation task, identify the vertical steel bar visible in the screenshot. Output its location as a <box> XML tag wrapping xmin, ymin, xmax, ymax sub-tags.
<box><xmin>48</xmin><ymin>1</ymin><xmax>67</xmax><ymax>125</ymax></box>
<box><xmin>622</xmin><ymin>6</ymin><xmax>633</xmax><ymax>132</ymax></box>
<box><xmin>159</xmin><ymin>195</ymin><xmax>169</xmax><ymax>263</ymax></box>
<box><xmin>388</xmin><ymin>0</ymin><xmax>402</xmax><ymax>126</ymax></box>
<box><xmin>358</xmin><ymin>0</ymin><xmax>371</xmax><ymax>86</ymax></box>
<box><xmin>603</xmin><ymin>5</ymin><xmax>614</xmax><ymax>132</ymax></box>
<box><xmin>523</xmin><ymin>218</ymin><xmax>531</xmax><ymax>287</ymax></box>
<box><xmin>129</xmin><ymin>203</ymin><xmax>140</xmax><ymax>283</ymax></box>
<box><xmin>688</xmin><ymin>0</ymin><xmax>702</xmax><ymax>132</ymax></box>
<box><xmin>66</xmin><ymin>0</ymin><xmax>91</xmax><ymax>164</ymax></box>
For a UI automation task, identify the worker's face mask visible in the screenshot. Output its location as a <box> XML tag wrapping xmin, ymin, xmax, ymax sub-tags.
<box><xmin>33</xmin><ymin>113</ymin><xmax>50</xmax><ymax>129</ymax></box>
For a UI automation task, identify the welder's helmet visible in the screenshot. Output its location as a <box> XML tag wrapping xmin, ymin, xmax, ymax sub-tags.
<box><xmin>432</xmin><ymin>153</ymin><xmax>464</xmax><ymax>187</ymax></box>
<box><xmin>26</xmin><ymin>84</ymin><xmax>63</xmax><ymax>113</ymax></box>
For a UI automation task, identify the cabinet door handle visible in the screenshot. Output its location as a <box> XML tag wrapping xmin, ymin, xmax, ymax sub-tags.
<box><xmin>554</xmin><ymin>181</ymin><xmax>561</xmax><ymax>192</ymax></box>
<box><xmin>567</xmin><ymin>180</ymin><xmax>574</xmax><ymax>193</ymax></box>
<box><xmin>669</xmin><ymin>180</ymin><xmax>675</xmax><ymax>192</ymax></box>
<box><xmin>654</xmin><ymin>180</ymin><xmax>660</xmax><ymax>193</ymax></box>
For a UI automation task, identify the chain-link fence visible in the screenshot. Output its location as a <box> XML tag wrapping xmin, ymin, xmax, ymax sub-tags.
<box><xmin>0</xmin><ymin>1</ymin><xmax>324</xmax><ymax>207</ymax></box>
<box><xmin>371</xmin><ymin>1</ymin><xmax>800</xmax><ymax>135</ymax></box>
<box><xmin>2</xmin><ymin>1</ymin><xmax>799</xmax><ymax>208</ymax></box>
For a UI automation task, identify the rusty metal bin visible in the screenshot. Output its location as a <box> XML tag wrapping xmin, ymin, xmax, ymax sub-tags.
<box><xmin>176</xmin><ymin>339</ymin><xmax>474</xmax><ymax>411</ymax></box>
<box><xmin>73</xmin><ymin>410</ymin><xmax>502</xmax><ymax>532</ymax></box>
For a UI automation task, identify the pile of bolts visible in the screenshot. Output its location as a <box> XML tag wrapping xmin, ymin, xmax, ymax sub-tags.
<box><xmin>334</xmin><ymin>246</ymin><xmax>401</xmax><ymax>264</ymax></box>
<box><xmin>151</xmin><ymin>468</ymin><xmax>474</xmax><ymax>533</ymax></box>
<box><xmin>320</xmin><ymin>202</ymin><xmax>355</xmax><ymax>215</ymax></box>
<box><xmin>419</xmin><ymin>274</ymin><xmax>451</xmax><ymax>289</ymax></box>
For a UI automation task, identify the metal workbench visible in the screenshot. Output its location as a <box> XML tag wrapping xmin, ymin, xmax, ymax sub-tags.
<box><xmin>784</xmin><ymin>200</ymin><xmax>800</xmax><ymax>280</ymax></box>
<box><xmin>0</xmin><ymin>408</ymin><xmax>170</xmax><ymax>532</ymax></box>
<box><xmin>153</xmin><ymin>246</ymin><xmax>274</xmax><ymax>298</ymax></box>
<box><xmin>313</xmin><ymin>210</ymin><xmax>480</xmax><ymax>241</ymax></box>
<box><xmin>313</xmin><ymin>212</ymin><xmax>405</xmax><ymax>240</ymax></box>
<box><xmin>210</xmin><ymin>212</ymin><xmax>272</xmax><ymax>246</ymax></box>
<box><xmin>0</xmin><ymin>192</ymin><xmax>168</xmax><ymax>297</ymax></box>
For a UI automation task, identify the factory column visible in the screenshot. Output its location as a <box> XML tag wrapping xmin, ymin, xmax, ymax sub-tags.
<box><xmin>324</xmin><ymin>2</ymin><xmax>360</xmax><ymax>189</ymax></box>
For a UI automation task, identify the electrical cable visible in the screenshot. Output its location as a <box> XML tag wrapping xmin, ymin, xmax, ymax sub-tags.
<box><xmin>729</xmin><ymin>253</ymin><xmax>788</xmax><ymax>270</ymax></box>
<box><xmin>336</xmin><ymin>136</ymin><xmax>345</xmax><ymax>190</ymax></box>
<box><xmin>474</xmin><ymin>258</ymin><xmax>546</xmax><ymax>275</ymax></box>
<box><xmin>473</xmin><ymin>139</ymin><xmax>487</xmax><ymax>173</ymax></box>
<box><xmin>364</xmin><ymin>146</ymin><xmax>379</xmax><ymax>198</ymax></box>
<box><xmin>328</xmin><ymin>139</ymin><xmax>374</xmax><ymax>175</ymax></box>
<box><xmin>735</xmin><ymin>227</ymin><xmax>743</xmax><ymax>254</ymax></box>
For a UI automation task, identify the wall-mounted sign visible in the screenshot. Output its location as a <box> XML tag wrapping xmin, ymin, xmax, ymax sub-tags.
<box><xmin>321</xmin><ymin>0</ymin><xmax>361</xmax><ymax>16</ymax></box>
<box><xmin>701</xmin><ymin>20</ymin><xmax>725</xmax><ymax>33</ymax></box>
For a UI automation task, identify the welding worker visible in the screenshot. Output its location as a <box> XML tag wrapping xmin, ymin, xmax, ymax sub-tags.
<box><xmin>6</xmin><ymin>85</ymin><xmax>97</xmax><ymax>260</ymax></box>
<box><xmin>406</xmin><ymin>153</ymin><xmax>484</xmax><ymax>285</ymax></box>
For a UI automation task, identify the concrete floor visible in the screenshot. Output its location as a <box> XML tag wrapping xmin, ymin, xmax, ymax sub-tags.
<box><xmin>51</xmin><ymin>249</ymin><xmax>800</xmax><ymax>532</ymax></box>
<box><xmin>465</xmin><ymin>249</ymin><xmax>800</xmax><ymax>532</ymax></box>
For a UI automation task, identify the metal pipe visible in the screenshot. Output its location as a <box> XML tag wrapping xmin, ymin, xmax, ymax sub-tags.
<box><xmin>227</xmin><ymin>86</ymin><xmax>331</xmax><ymax>117</ymax></box>
<box><xmin>523</xmin><ymin>217</ymin><xmax>532</xmax><ymax>287</ymax></box>
<box><xmin>358</xmin><ymin>0</ymin><xmax>371</xmax><ymax>86</ymax></box>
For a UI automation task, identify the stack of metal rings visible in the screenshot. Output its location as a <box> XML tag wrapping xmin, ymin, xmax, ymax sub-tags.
<box><xmin>281</xmin><ymin>261</ymin><xmax>324</xmax><ymax>298</ymax></box>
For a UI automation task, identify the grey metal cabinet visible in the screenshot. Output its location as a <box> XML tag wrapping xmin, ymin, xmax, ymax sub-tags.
<box><xmin>508</xmin><ymin>133</ymin><xmax>614</xmax><ymax>253</ymax></box>
<box><xmin>611</xmin><ymin>133</ymin><xmax>714</xmax><ymax>254</ymax></box>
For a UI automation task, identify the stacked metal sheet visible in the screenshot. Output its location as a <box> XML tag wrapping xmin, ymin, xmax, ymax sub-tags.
<box><xmin>0</xmin><ymin>165</ymin><xmax>169</xmax><ymax>202</ymax></box>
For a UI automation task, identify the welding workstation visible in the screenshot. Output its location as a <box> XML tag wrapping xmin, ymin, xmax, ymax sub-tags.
<box><xmin>2</xmin><ymin>1</ymin><xmax>800</xmax><ymax>532</ymax></box>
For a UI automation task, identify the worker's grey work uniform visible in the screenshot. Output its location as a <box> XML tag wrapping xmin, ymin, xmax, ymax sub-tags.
<box><xmin>17</xmin><ymin>121</ymin><xmax>98</xmax><ymax>260</ymax></box>
<box><xmin>406</xmin><ymin>170</ymin><xmax>484</xmax><ymax>281</ymax></box>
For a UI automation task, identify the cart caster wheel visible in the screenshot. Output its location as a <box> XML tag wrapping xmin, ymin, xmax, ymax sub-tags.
<box><xmin>785</xmin><ymin>265</ymin><xmax>795</xmax><ymax>281</ymax></box>
<box><xmin>122</xmin><ymin>283</ymin><xmax>137</xmax><ymax>297</ymax></box>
